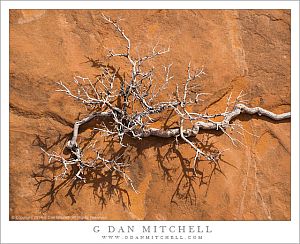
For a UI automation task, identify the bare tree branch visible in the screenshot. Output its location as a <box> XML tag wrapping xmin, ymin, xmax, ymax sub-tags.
<box><xmin>40</xmin><ymin>14</ymin><xmax>291</xmax><ymax>206</ymax></box>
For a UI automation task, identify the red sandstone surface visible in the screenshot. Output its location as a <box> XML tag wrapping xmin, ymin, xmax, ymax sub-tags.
<box><xmin>9</xmin><ymin>10</ymin><xmax>290</xmax><ymax>220</ymax></box>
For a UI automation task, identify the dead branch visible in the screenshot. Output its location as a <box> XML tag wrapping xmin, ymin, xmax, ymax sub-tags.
<box><xmin>40</xmin><ymin>14</ymin><xmax>291</xmax><ymax>207</ymax></box>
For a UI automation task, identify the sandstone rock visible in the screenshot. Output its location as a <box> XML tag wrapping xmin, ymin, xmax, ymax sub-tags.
<box><xmin>9</xmin><ymin>10</ymin><xmax>290</xmax><ymax>220</ymax></box>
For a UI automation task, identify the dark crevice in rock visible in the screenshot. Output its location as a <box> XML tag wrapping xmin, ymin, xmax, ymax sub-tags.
<box><xmin>10</xmin><ymin>103</ymin><xmax>74</xmax><ymax>127</ymax></box>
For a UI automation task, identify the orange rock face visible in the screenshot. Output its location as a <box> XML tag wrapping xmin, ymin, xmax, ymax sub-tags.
<box><xmin>9</xmin><ymin>10</ymin><xmax>290</xmax><ymax>220</ymax></box>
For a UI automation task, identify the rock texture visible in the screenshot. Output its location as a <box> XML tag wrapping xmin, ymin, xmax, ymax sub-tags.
<box><xmin>9</xmin><ymin>10</ymin><xmax>291</xmax><ymax>220</ymax></box>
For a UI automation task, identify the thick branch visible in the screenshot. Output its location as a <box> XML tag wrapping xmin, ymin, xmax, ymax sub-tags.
<box><xmin>236</xmin><ymin>104</ymin><xmax>291</xmax><ymax>120</ymax></box>
<box><xmin>66</xmin><ymin>111</ymin><xmax>112</xmax><ymax>149</ymax></box>
<box><xmin>66</xmin><ymin>104</ymin><xmax>291</xmax><ymax>148</ymax></box>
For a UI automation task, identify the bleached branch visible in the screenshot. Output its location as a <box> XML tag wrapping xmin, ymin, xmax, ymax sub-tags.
<box><xmin>41</xmin><ymin>14</ymin><xmax>290</xmax><ymax>205</ymax></box>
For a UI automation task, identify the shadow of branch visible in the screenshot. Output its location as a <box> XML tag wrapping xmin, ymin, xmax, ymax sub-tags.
<box><xmin>31</xmin><ymin>132</ymin><xmax>131</xmax><ymax>213</ymax></box>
